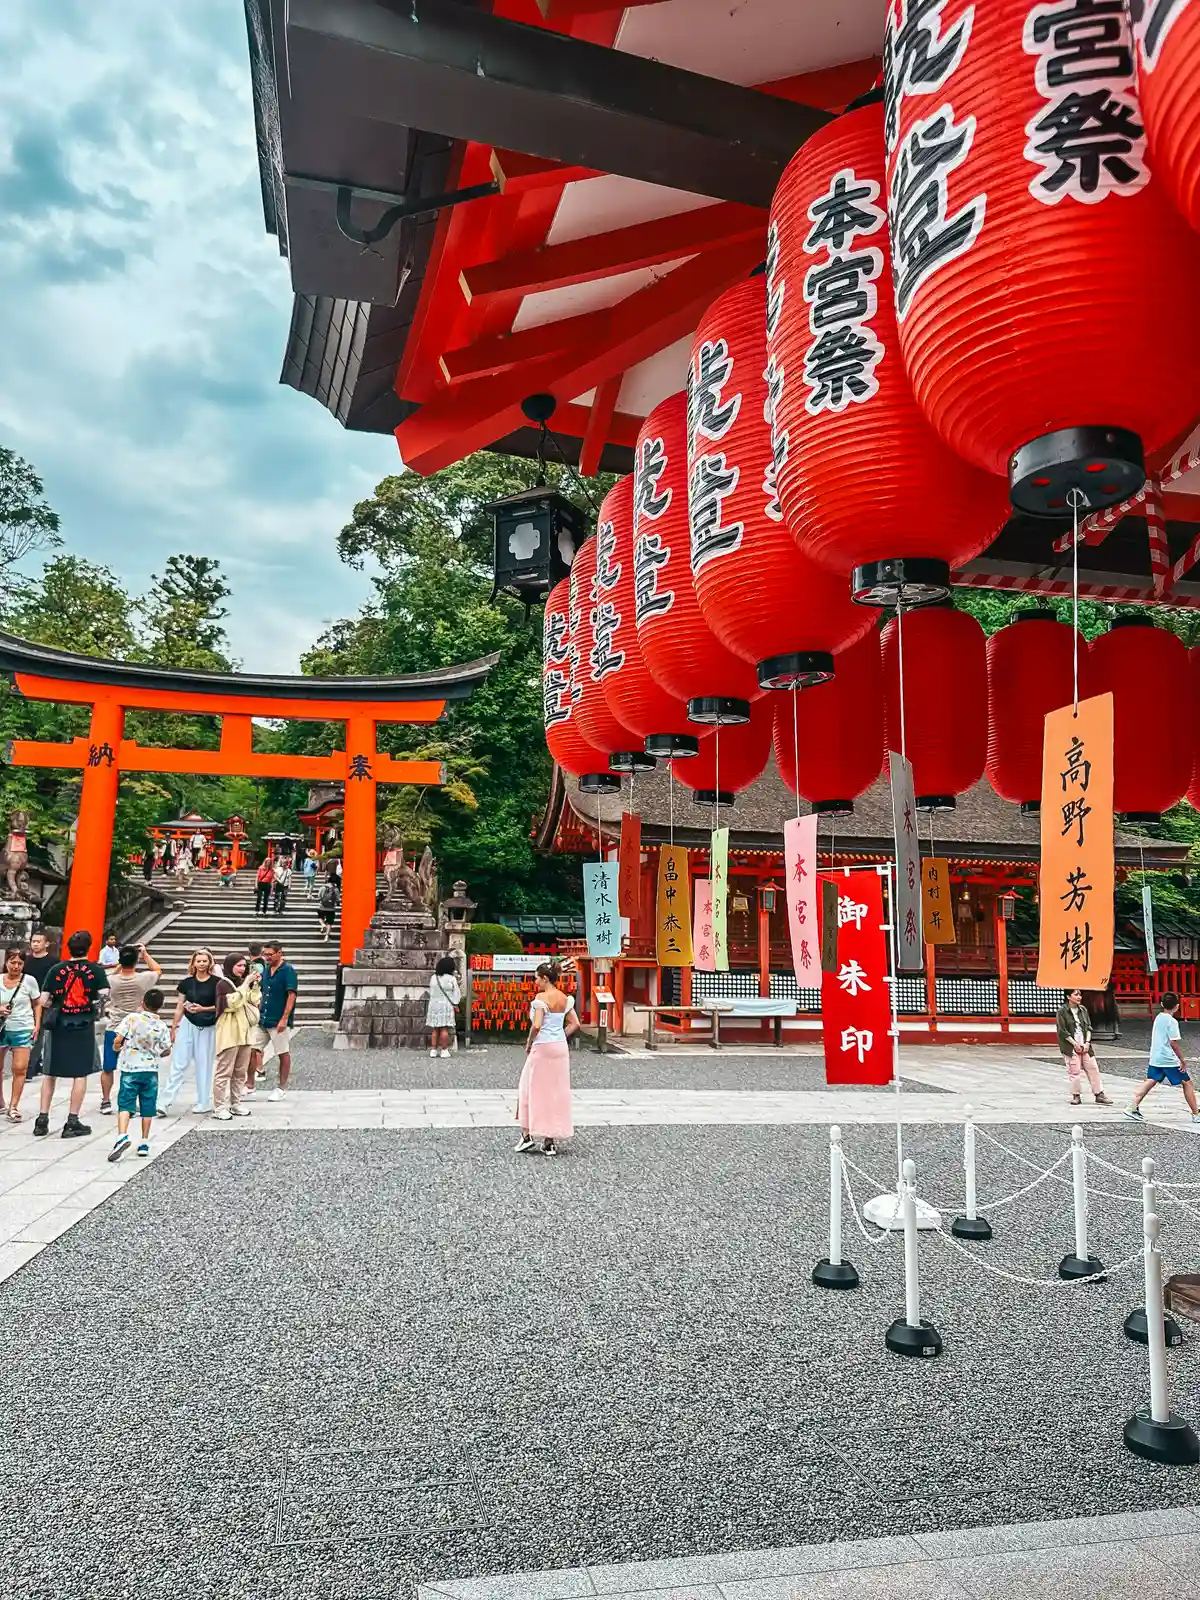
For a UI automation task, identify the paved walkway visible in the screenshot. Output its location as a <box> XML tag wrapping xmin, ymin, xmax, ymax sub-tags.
<box><xmin>417</xmin><ymin>1508</ymin><xmax>1200</xmax><ymax>1600</ymax></box>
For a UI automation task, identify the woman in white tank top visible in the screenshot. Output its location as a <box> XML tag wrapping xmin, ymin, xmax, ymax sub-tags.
<box><xmin>516</xmin><ymin>961</ymin><xmax>579</xmax><ymax>1156</ymax></box>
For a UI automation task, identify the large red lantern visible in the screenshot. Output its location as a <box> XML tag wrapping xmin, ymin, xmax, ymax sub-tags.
<box><xmin>883</xmin><ymin>0</ymin><xmax>1200</xmax><ymax>515</ymax></box>
<box><xmin>1083</xmin><ymin>615</ymin><xmax>1190</xmax><ymax>821</ymax></box>
<box><xmin>1134</xmin><ymin>1</ymin><xmax>1200</xmax><ymax>235</ymax></box>
<box><xmin>772</xmin><ymin>630</ymin><xmax>885</xmax><ymax>813</ymax></box>
<box><xmin>767</xmin><ymin>93</ymin><xmax>1008</xmax><ymax>606</ymax></box>
<box><xmin>986</xmin><ymin>611</ymin><xmax>1079</xmax><ymax>812</ymax></box>
<box><xmin>633</xmin><ymin>392</ymin><xmax>763</xmax><ymax>722</ymax></box>
<box><xmin>542</xmin><ymin>577</ymin><xmax>618</xmax><ymax>793</ymax></box>
<box><xmin>594</xmin><ymin>476</ymin><xmax>698</xmax><ymax>760</ymax></box>
<box><xmin>881</xmin><ymin>604</ymin><xmax>988</xmax><ymax>810</ymax></box>
<box><xmin>688</xmin><ymin>276</ymin><xmax>876</xmax><ymax>689</ymax></box>
<box><xmin>672</xmin><ymin>699</ymin><xmax>773</xmax><ymax>807</ymax></box>
<box><xmin>1188</xmin><ymin>644</ymin><xmax>1200</xmax><ymax>811</ymax></box>
<box><xmin>569</xmin><ymin>536</ymin><xmax>654</xmax><ymax>776</ymax></box>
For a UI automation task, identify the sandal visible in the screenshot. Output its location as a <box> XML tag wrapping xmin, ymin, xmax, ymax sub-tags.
<box><xmin>6</xmin><ymin>1108</ymin><xmax>21</xmax><ymax>1123</ymax></box>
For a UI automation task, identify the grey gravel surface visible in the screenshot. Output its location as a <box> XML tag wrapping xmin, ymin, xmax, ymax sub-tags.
<box><xmin>2</xmin><ymin>1122</ymin><xmax>1199</xmax><ymax>1599</ymax></box>
<box><xmin>287</xmin><ymin>1030</ymin><xmax>944</xmax><ymax>1093</ymax></box>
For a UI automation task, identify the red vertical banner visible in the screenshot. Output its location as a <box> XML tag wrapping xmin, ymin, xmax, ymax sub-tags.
<box><xmin>784</xmin><ymin>815</ymin><xmax>819</xmax><ymax>985</ymax></box>
<box><xmin>618</xmin><ymin>811</ymin><xmax>642</xmax><ymax>917</ymax></box>
<box><xmin>822</xmin><ymin>869</ymin><xmax>893</xmax><ymax>1087</ymax></box>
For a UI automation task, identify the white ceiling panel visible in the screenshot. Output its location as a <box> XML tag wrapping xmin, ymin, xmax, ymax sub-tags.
<box><xmin>616</xmin><ymin>335</ymin><xmax>693</xmax><ymax>418</ymax></box>
<box><xmin>547</xmin><ymin>174</ymin><xmax>717</xmax><ymax>246</ymax></box>
<box><xmin>511</xmin><ymin>259</ymin><xmax>691</xmax><ymax>332</ymax></box>
<box><xmin>617</xmin><ymin>0</ymin><xmax>887</xmax><ymax>85</ymax></box>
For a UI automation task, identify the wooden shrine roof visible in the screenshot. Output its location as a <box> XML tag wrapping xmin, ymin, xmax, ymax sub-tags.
<box><xmin>536</xmin><ymin>762</ymin><xmax>1189</xmax><ymax>871</ymax></box>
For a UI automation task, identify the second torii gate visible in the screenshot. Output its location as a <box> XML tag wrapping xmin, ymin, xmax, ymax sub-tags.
<box><xmin>0</xmin><ymin>634</ymin><xmax>497</xmax><ymax>963</ymax></box>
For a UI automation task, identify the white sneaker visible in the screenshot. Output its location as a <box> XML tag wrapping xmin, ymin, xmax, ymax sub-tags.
<box><xmin>268</xmin><ymin>1088</ymin><xmax>284</xmax><ymax>1103</ymax></box>
<box><xmin>212</xmin><ymin>1107</ymin><xmax>233</xmax><ymax>1121</ymax></box>
<box><xmin>230</xmin><ymin>1105</ymin><xmax>251</xmax><ymax>1118</ymax></box>
<box><xmin>241</xmin><ymin>1088</ymin><xmax>257</xmax><ymax>1101</ymax></box>
<box><xmin>429</xmin><ymin>1048</ymin><xmax>438</xmax><ymax>1058</ymax></box>
<box><xmin>439</xmin><ymin>1049</ymin><xmax>451</xmax><ymax>1058</ymax></box>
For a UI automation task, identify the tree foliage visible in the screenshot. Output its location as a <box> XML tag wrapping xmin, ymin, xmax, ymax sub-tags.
<box><xmin>0</xmin><ymin>445</ymin><xmax>62</xmax><ymax>576</ymax></box>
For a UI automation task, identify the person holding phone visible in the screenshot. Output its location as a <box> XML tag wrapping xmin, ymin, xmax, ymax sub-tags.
<box><xmin>160</xmin><ymin>949</ymin><xmax>219</xmax><ymax>1114</ymax></box>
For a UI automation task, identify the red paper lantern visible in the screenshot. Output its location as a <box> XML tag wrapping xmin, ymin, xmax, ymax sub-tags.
<box><xmin>594</xmin><ymin>476</ymin><xmax>699</xmax><ymax>759</ymax></box>
<box><xmin>688</xmin><ymin>276</ymin><xmax>876</xmax><ymax>689</ymax></box>
<box><xmin>1187</xmin><ymin>644</ymin><xmax>1200</xmax><ymax>810</ymax></box>
<box><xmin>986</xmin><ymin>611</ymin><xmax>1079</xmax><ymax>812</ymax></box>
<box><xmin>1136</xmin><ymin>1</ymin><xmax>1200</xmax><ymax>235</ymax></box>
<box><xmin>570</xmin><ymin>535</ymin><xmax>653</xmax><ymax>774</ymax></box>
<box><xmin>881</xmin><ymin>604</ymin><xmax>988</xmax><ymax>809</ymax></box>
<box><xmin>883</xmin><ymin>0</ymin><xmax>1200</xmax><ymax>514</ymax></box>
<box><xmin>633</xmin><ymin>391</ymin><xmax>763</xmax><ymax>722</ymax></box>
<box><xmin>772</xmin><ymin>630</ymin><xmax>885</xmax><ymax>813</ymax></box>
<box><xmin>1083</xmin><ymin>615</ymin><xmax>1190</xmax><ymax>821</ymax></box>
<box><xmin>767</xmin><ymin>93</ymin><xmax>1007</xmax><ymax>606</ymax></box>
<box><xmin>542</xmin><ymin>577</ymin><xmax>618</xmax><ymax>791</ymax></box>
<box><xmin>673</xmin><ymin>698</ymin><xmax>774</xmax><ymax>807</ymax></box>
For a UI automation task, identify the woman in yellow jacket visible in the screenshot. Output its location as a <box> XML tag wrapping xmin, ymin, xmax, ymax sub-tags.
<box><xmin>212</xmin><ymin>952</ymin><xmax>261</xmax><ymax>1120</ymax></box>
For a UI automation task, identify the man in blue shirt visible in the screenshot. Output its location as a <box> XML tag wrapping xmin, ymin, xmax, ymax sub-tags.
<box><xmin>1126</xmin><ymin>992</ymin><xmax>1200</xmax><ymax>1122</ymax></box>
<box><xmin>254</xmin><ymin>940</ymin><xmax>298</xmax><ymax>1103</ymax></box>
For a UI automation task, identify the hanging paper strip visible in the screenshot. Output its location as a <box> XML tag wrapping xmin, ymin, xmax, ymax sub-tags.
<box><xmin>1037</xmin><ymin>694</ymin><xmax>1114</xmax><ymax>991</ymax></box>
<box><xmin>921</xmin><ymin>857</ymin><xmax>956</xmax><ymax>946</ymax></box>
<box><xmin>582</xmin><ymin>862</ymin><xmax>622</xmax><ymax>959</ymax></box>
<box><xmin>710</xmin><ymin>827</ymin><xmax>729</xmax><ymax>973</ymax></box>
<box><xmin>618</xmin><ymin>811</ymin><xmax>642</xmax><ymax>918</ymax></box>
<box><xmin>656</xmin><ymin>846</ymin><xmax>694</xmax><ymax>967</ymax></box>
<box><xmin>784</xmin><ymin>815</ymin><xmax>819</xmax><ymax>984</ymax></box>
<box><xmin>822</xmin><ymin>868</ymin><xmax>892</xmax><ymax>1086</ymax></box>
<box><xmin>889</xmin><ymin>752</ymin><xmax>924</xmax><ymax>973</ymax></box>
<box><xmin>1142</xmin><ymin>884</ymin><xmax>1159</xmax><ymax>976</ymax></box>
<box><xmin>819</xmin><ymin>877</ymin><xmax>839</xmax><ymax>974</ymax></box>
<box><xmin>693</xmin><ymin>879</ymin><xmax>715</xmax><ymax>972</ymax></box>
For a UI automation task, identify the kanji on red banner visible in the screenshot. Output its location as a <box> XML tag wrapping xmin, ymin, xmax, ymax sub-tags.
<box><xmin>822</xmin><ymin>868</ymin><xmax>893</xmax><ymax>1087</ymax></box>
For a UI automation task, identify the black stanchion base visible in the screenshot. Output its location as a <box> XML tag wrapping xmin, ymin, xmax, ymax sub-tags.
<box><xmin>1122</xmin><ymin>1306</ymin><xmax>1185</xmax><ymax>1347</ymax></box>
<box><xmin>951</xmin><ymin>1214</ymin><xmax>993</xmax><ymax>1241</ymax></box>
<box><xmin>812</xmin><ymin>1258</ymin><xmax>860</xmax><ymax>1291</ymax></box>
<box><xmin>885</xmin><ymin>1319</ymin><xmax>943</xmax><ymax>1359</ymax></box>
<box><xmin>1123</xmin><ymin>1410</ymin><xmax>1200</xmax><ymax>1466</ymax></box>
<box><xmin>1059</xmin><ymin>1253</ymin><xmax>1106</xmax><ymax>1282</ymax></box>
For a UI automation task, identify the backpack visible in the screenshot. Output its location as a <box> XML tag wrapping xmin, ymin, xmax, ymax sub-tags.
<box><xmin>320</xmin><ymin>884</ymin><xmax>337</xmax><ymax>909</ymax></box>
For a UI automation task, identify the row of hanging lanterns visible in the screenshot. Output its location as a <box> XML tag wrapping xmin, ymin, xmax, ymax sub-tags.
<box><xmin>1135</xmin><ymin>0</ymin><xmax>1200</xmax><ymax>235</ymax></box>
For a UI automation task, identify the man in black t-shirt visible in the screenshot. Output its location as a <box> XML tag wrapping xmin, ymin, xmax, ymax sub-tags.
<box><xmin>33</xmin><ymin>930</ymin><xmax>108</xmax><ymax>1139</ymax></box>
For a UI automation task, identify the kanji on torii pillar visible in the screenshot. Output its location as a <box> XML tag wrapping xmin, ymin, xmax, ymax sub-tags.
<box><xmin>0</xmin><ymin>634</ymin><xmax>497</xmax><ymax>963</ymax></box>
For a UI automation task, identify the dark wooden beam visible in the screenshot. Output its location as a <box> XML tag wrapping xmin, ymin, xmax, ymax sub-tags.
<box><xmin>285</xmin><ymin>0</ymin><xmax>833</xmax><ymax>206</ymax></box>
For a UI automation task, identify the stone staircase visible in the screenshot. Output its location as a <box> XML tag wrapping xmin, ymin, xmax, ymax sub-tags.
<box><xmin>135</xmin><ymin>872</ymin><xmax>342</xmax><ymax>1022</ymax></box>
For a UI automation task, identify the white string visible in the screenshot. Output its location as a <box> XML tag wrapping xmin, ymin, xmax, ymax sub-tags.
<box><xmin>1068</xmin><ymin>486</ymin><xmax>1085</xmax><ymax>715</ymax></box>
<box><xmin>791</xmin><ymin>685</ymin><xmax>801</xmax><ymax>822</ymax></box>
<box><xmin>896</xmin><ymin>601</ymin><xmax>908</xmax><ymax>761</ymax></box>
<box><xmin>668</xmin><ymin>758</ymin><xmax>674</xmax><ymax>850</ymax></box>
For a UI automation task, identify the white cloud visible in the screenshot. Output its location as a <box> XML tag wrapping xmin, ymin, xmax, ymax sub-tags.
<box><xmin>0</xmin><ymin>0</ymin><xmax>396</xmax><ymax>669</ymax></box>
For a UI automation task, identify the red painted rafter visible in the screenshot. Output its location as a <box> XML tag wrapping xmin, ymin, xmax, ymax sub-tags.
<box><xmin>490</xmin><ymin>148</ymin><xmax>601</xmax><ymax>194</ymax></box>
<box><xmin>440</xmin><ymin>308</ymin><xmax>608</xmax><ymax>383</ymax></box>
<box><xmin>460</xmin><ymin>200</ymin><xmax>766</xmax><ymax>302</ymax></box>
<box><xmin>580</xmin><ymin>374</ymin><xmax>623</xmax><ymax>476</ymax></box>
<box><xmin>535</xmin><ymin>0</ymin><xmax>662</xmax><ymax>17</ymax></box>
<box><xmin>396</xmin><ymin>239</ymin><xmax>763</xmax><ymax>472</ymax></box>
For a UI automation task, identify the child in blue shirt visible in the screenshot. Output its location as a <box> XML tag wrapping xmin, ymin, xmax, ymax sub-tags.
<box><xmin>1126</xmin><ymin>992</ymin><xmax>1200</xmax><ymax>1123</ymax></box>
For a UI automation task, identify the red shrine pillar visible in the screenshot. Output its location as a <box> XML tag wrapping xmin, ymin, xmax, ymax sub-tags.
<box><xmin>63</xmin><ymin>696</ymin><xmax>125</xmax><ymax>956</ymax></box>
<box><xmin>341</xmin><ymin>715</ymin><xmax>378</xmax><ymax>965</ymax></box>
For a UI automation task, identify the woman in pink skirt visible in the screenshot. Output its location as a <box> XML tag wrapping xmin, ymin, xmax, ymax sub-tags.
<box><xmin>517</xmin><ymin>962</ymin><xmax>579</xmax><ymax>1156</ymax></box>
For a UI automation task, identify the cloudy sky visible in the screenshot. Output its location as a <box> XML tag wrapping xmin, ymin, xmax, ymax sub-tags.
<box><xmin>0</xmin><ymin>1</ymin><xmax>397</xmax><ymax>669</ymax></box>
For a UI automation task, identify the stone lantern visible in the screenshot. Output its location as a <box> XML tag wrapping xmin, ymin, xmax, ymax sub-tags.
<box><xmin>440</xmin><ymin>880</ymin><xmax>477</xmax><ymax>968</ymax></box>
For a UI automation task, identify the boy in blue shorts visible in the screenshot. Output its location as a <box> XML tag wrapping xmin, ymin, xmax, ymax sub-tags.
<box><xmin>108</xmin><ymin>989</ymin><xmax>172</xmax><ymax>1161</ymax></box>
<box><xmin>1126</xmin><ymin>992</ymin><xmax>1200</xmax><ymax>1123</ymax></box>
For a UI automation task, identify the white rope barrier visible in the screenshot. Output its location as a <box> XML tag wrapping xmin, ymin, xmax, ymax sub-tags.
<box><xmin>931</xmin><ymin>1228</ymin><xmax>1144</xmax><ymax>1289</ymax></box>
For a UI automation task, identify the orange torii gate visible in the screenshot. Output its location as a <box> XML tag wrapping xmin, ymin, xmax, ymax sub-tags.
<box><xmin>0</xmin><ymin>634</ymin><xmax>496</xmax><ymax>964</ymax></box>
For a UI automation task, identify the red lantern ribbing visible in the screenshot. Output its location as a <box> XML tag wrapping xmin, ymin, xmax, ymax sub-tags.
<box><xmin>882</xmin><ymin>605</ymin><xmax>988</xmax><ymax>811</ymax></box>
<box><xmin>986</xmin><ymin>611</ymin><xmax>1079</xmax><ymax>814</ymax></box>
<box><xmin>1135</xmin><ymin>1</ymin><xmax>1200</xmax><ymax>235</ymax></box>
<box><xmin>594</xmin><ymin>476</ymin><xmax>698</xmax><ymax>761</ymax></box>
<box><xmin>1084</xmin><ymin>616</ymin><xmax>1190</xmax><ymax>822</ymax></box>
<box><xmin>766</xmin><ymin>92</ymin><xmax>1008</xmax><ymax>607</ymax></box>
<box><xmin>688</xmin><ymin>276</ymin><xmax>876</xmax><ymax>690</ymax></box>
<box><xmin>1188</xmin><ymin>645</ymin><xmax>1200</xmax><ymax>811</ymax></box>
<box><xmin>673</xmin><ymin>699</ymin><xmax>773</xmax><ymax>808</ymax></box>
<box><xmin>569</xmin><ymin>536</ymin><xmax>654</xmax><ymax>776</ymax></box>
<box><xmin>883</xmin><ymin>0</ymin><xmax>1200</xmax><ymax>515</ymax></box>
<box><xmin>542</xmin><ymin>577</ymin><xmax>618</xmax><ymax>793</ymax></box>
<box><xmin>633</xmin><ymin>391</ymin><xmax>763</xmax><ymax>722</ymax></box>
<box><xmin>772</xmin><ymin>631</ymin><xmax>884</xmax><ymax>814</ymax></box>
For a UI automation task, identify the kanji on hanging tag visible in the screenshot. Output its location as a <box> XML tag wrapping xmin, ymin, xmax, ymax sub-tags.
<box><xmin>889</xmin><ymin>752</ymin><xmax>925</xmax><ymax>972</ymax></box>
<box><xmin>710</xmin><ymin>827</ymin><xmax>730</xmax><ymax>973</ymax></box>
<box><xmin>921</xmin><ymin>856</ymin><xmax>956</xmax><ymax>945</ymax></box>
<box><xmin>1037</xmin><ymin>693</ymin><xmax>1114</xmax><ymax>990</ymax></box>
<box><xmin>656</xmin><ymin>846</ymin><xmax>694</xmax><ymax>968</ymax></box>
<box><xmin>784</xmin><ymin>815</ymin><xmax>819</xmax><ymax>983</ymax></box>
<box><xmin>693</xmin><ymin>879</ymin><xmax>715</xmax><ymax>973</ymax></box>
<box><xmin>618</xmin><ymin>812</ymin><xmax>641</xmax><ymax>919</ymax></box>
<box><xmin>822</xmin><ymin>869</ymin><xmax>893</xmax><ymax>1086</ymax></box>
<box><xmin>582</xmin><ymin>863</ymin><xmax>622</xmax><ymax>960</ymax></box>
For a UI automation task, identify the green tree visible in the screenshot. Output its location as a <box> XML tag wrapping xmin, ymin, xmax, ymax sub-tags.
<box><xmin>0</xmin><ymin>445</ymin><xmax>62</xmax><ymax>578</ymax></box>
<box><xmin>138</xmin><ymin>553</ymin><xmax>233</xmax><ymax>669</ymax></box>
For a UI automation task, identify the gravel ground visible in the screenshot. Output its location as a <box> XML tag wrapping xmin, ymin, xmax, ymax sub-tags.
<box><xmin>2</xmin><ymin>1121</ymin><xmax>1199</xmax><ymax>1598</ymax></box>
<box><xmin>287</xmin><ymin>1029</ymin><xmax>945</xmax><ymax>1093</ymax></box>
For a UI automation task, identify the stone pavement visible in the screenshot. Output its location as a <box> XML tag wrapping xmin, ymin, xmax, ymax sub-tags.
<box><xmin>418</xmin><ymin>1508</ymin><xmax>1200</xmax><ymax>1600</ymax></box>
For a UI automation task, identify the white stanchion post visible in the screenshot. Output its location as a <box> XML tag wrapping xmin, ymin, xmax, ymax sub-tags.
<box><xmin>1124</xmin><ymin>1203</ymin><xmax>1200</xmax><ymax>1464</ymax></box>
<box><xmin>1059</xmin><ymin>1125</ymin><xmax>1105</xmax><ymax>1280</ymax></box>
<box><xmin>884</xmin><ymin>1157</ymin><xmax>942</xmax><ymax>1358</ymax></box>
<box><xmin>813</xmin><ymin>1126</ymin><xmax>860</xmax><ymax>1290</ymax></box>
<box><xmin>1123</xmin><ymin>1157</ymin><xmax>1184</xmax><ymax>1347</ymax></box>
<box><xmin>952</xmin><ymin>1102</ymin><xmax>992</xmax><ymax>1241</ymax></box>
